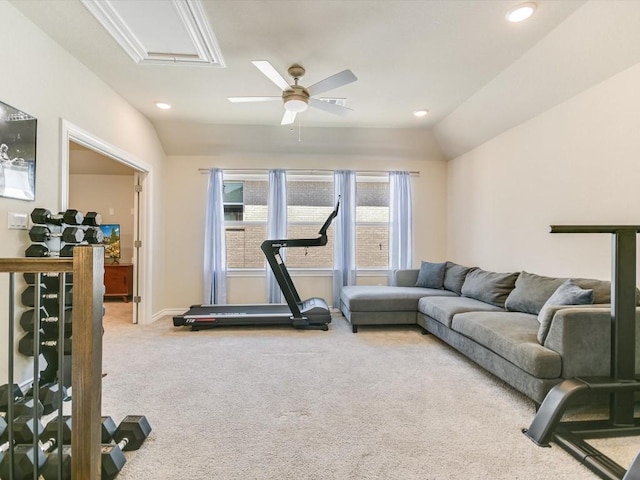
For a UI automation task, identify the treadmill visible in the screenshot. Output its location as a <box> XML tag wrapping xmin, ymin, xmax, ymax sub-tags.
<box><xmin>173</xmin><ymin>199</ymin><xmax>339</xmax><ymax>331</ymax></box>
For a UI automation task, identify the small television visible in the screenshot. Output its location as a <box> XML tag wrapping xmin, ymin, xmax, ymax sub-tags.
<box><xmin>100</xmin><ymin>224</ymin><xmax>121</xmax><ymax>262</ymax></box>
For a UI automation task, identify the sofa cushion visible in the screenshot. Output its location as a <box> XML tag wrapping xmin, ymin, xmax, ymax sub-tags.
<box><xmin>393</xmin><ymin>269</ymin><xmax>419</xmax><ymax>287</ymax></box>
<box><xmin>571</xmin><ymin>278</ymin><xmax>611</xmax><ymax>305</ymax></box>
<box><xmin>418</xmin><ymin>296</ymin><xmax>503</xmax><ymax>328</ymax></box>
<box><xmin>451</xmin><ymin>311</ymin><xmax>562</xmax><ymax>379</ymax></box>
<box><xmin>415</xmin><ymin>261</ymin><xmax>446</xmax><ymax>289</ymax></box>
<box><xmin>340</xmin><ymin>285</ymin><xmax>457</xmax><ymax>313</ymax></box>
<box><xmin>537</xmin><ymin>280</ymin><xmax>594</xmax><ymax>344</ymax></box>
<box><xmin>443</xmin><ymin>262</ymin><xmax>473</xmax><ymax>295</ymax></box>
<box><xmin>505</xmin><ymin>271</ymin><xmax>565</xmax><ymax>315</ymax></box>
<box><xmin>461</xmin><ymin>269</ymin><xmax>519</xmax><ymax>308</ymax></box>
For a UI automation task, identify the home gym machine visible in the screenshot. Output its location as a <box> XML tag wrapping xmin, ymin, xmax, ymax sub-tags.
<box><xmin>173</xmin><ymin>199</ymin><xmax>340</xmax><ymax>331</ymax></box>
<box><xmin>524</xmin><ymin>225</ymin><xmax>640</xmax><ymax>480</ymax></box>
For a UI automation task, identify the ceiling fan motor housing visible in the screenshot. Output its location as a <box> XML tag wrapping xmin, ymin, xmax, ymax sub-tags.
<box><xmin>282</xmin><ymin>85</ymin><xmax>310</xmax><ymax>111</ymax></box>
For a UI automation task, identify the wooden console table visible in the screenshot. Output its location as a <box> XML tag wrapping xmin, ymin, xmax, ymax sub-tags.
<box><xmin>104</xmin><ymin>263</ymin><xmax>133</xmax><ymax>302</ymax></box>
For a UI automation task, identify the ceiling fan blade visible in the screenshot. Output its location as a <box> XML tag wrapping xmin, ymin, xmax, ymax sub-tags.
<box><xmin>281</xmin><ymin>110</ymin><xmax>297</xmax><ymax>125</ymax></box>
<box><xmin>307</xmin><ymin>69</ymin><xmax>357</xmax><ymax>97</ymax></box>
<box><xmin>309</xmin><ymin>98</ymin><xmax>354</xmax><ymax>117</ymax></box>
<box><xmin>228</xmin><ymin>96</ymin><xmax>281</xmax><ymax>103</ymax></box>
<box><xmin>252</xmin><ymin>60</ymin><xmax>291</xmax><ymax>91</ymax></box>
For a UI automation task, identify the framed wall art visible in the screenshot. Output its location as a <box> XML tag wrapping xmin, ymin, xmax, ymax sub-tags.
<box><xmin>0</xmin><ymin>101</ymin><xmax>37</xmax><ymax>201</ymax></box>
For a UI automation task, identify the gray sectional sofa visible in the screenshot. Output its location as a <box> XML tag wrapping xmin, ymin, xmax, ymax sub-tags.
<box><xmin>340</xmin><ymin>262</ymin><xmax>640</xmax><ymax>404</ymax></box>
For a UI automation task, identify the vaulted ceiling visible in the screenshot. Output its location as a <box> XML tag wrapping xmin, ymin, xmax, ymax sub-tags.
<box><xmin>12</xmin><ymin>1</ymin><xmax>640</xmax><ymax>159</ymax></box>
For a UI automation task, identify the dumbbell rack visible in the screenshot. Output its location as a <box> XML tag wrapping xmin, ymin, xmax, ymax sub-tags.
<box><xmin>524</xmin><ymin>225</ymin><xmax>640</xmax><ymax>480</ymax></box>
<box><xmin>21</xmin><ymin>208</ymin><xmax>105</xmax><ymax>387</ymax></box>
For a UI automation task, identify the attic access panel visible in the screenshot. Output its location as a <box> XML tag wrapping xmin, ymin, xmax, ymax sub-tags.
<box><xmin>82</xmin><ymin>0</ymin><xmax>225</xmax><ymax>66</ymax></box>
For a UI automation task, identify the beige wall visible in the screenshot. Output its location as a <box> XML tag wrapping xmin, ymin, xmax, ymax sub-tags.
<box><xmin>447</xmin><ymin>60</ymin><xmax>640</xmax><ymax>281</ymax></box>
<box><xmin>164</xmin><ymin>154</ymin><xmax>447</xmax><ymax>309</ymax></box>
<box><xmin>68</xmin><ymin>173</ymin><xmax>135</xmax><ymax>263</ymax></box>
<box><xmin>0</xmin><ymin>3</ymin><xmax>166</xmax><ymax>384</ymax></box>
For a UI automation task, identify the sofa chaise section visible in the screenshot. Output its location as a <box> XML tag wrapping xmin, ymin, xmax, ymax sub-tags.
<box><xmin>340</xmin><ymin>285</ymin><xmax>456</xmax><ymax>333</ymax></box>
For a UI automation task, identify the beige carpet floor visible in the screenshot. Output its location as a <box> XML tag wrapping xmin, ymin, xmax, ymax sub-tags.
<box><xmin>99</xmin><ymin>301</ymin><xmax>639</xmax><ymax>479</ymax></box>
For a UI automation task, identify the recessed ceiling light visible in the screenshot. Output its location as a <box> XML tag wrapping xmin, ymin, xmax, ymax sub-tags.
<box><xmin>413</xmin><ymin>109</ymin><xmax>429</xmax><ymax>118</ymax></box>
<box><xmin>506</xmin><ymin>2</ymin><xmax>536</xmax><ymax>22</ymax></box>
<box><xmin>155</xmin><ymin>102</ymin><xmax>171</xmax><ymax>110</ymax></box>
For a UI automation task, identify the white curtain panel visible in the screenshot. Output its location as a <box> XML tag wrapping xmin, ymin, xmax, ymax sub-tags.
<box><xmin>203</xmin><ymin>169</ymin><xmax>227</xmax><ymax>304</ymax></box>
<box><xmin>333</xmin><ymin>170</ymin><xmax>357</xmax><ymax>307</ymax></box>
<box><xmin>389</xmin><ymin>171</ymin><xmax>413</xmax><ymax>282</ymax></box>
<box><xmin>266</xmin><ymin>169</ymin><xmax>288</xmax><ymax>303</ymax></box>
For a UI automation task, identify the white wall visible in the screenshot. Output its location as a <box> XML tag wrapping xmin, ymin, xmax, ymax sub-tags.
<box><xmin>0</xmin><ymin>3</ymin><xmax>166</xmax><ymax>385</ymax></box>
<box><xmin>447</xmin><ymin>59</ymin><xmax>640</xmax><ymax>281</ymax></box>
<box><xmin>163</xmin><ymin>154</ymin><xmax>447</xmax><ymax>310</ymax></box>
<box><xmin>69</xmin><ymin>174</ymin><xmax>135</xmax><ymax>263</ymax></box>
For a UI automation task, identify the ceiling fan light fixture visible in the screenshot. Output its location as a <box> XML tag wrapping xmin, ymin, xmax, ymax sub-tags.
<box><xmin>506</xmin><ymin>2</ymin><xmax>536</xmax><ymax>22</ymax></box>
<box><xmin>284</xmin><ymin>98</ymin><xmax>309</xmax><ymax>113</ymax></box>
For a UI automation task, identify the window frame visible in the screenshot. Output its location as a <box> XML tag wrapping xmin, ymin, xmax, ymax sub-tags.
<box><xmin>221</xmin><ymin>170</ymin><xmax>391</xmax><ymax>275</ymax></box>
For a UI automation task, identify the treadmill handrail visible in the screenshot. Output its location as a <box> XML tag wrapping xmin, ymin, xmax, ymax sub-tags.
<box><xmin>260</xmin><ymin>197</ymin><xmax>340</xmax><ymax>321</ymax></box>
<box><xmin>319</xmin><ymin>198</ymin><xmax>340</xmax><ymax>235</ymax></box>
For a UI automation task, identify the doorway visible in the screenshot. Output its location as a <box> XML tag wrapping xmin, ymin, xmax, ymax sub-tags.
<box><xmin>59</xmin><ymin>120</ymin><xmax>153</xmax><ymax>325</ymax></box>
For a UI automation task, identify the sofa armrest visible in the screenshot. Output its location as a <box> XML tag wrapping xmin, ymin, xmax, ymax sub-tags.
<box><xmin>392</xmin><ymin>269</ymin><xmax>419</xmax><ymax>287</ymax></box>
<box><xmin>543</xmin><ymin>305</ymin><xmax>640</xmax><ymax>378</ymax></box>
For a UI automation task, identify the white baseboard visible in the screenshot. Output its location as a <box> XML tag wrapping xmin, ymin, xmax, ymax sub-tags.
<box><xmin>150</xmin><ymin>308</ymin><xmax>187</xmax><ymax>323</ymax></box>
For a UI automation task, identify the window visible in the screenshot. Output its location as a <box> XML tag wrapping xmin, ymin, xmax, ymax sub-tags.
<box><xmin>356</xmin><ymin>177</ymin><xmax>389</xmax><ymax>269</ymax></box>
<box><xmin>222</xmin><ymin>172</ymin><xmax>390</xmax><ymax>271</ymax></box>
<box><xmin>286</xmin><ymin>175</ymin><xmax>335</xmax><ymax>268</ymax></box>
<box><xmin>223</xmin><ymin>182</ymin><xmax>244</xmax><ymax>221</ymax></box>
<box><xmin>223</xmin><ymin>177</ymin><xmax>268</xmax><ymax>268</ymax></box>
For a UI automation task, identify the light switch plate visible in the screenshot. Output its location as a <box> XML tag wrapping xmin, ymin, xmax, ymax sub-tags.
<box><xmin>8</xmin><ymin>212</ymin><xmax>28</xmax><ymax>230</ymax></box>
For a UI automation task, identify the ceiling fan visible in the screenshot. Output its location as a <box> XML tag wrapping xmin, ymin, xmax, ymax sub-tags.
<box><xmin>228</xmin><ymin>60</ymin><xmax>357</xmax><ymax>125</ymax></box>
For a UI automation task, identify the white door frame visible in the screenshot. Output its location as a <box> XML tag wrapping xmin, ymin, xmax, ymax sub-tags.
<box><xmin>59</xmin><ymin>119</ymin><xmax>154</xmax><ymax>325</ymax></box>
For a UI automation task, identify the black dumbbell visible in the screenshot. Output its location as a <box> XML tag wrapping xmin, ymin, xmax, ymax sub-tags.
<box><xmin>20</xmin><ymin>307</ymin><xmax>73</xmax><ymax>336</ymax></box>
<box><xmin>40</xmin><ymin>445</ymin><xmax>72</xmax><ymax>480</ymax></box>
<box><xmin>28</xmin><ymin>225</ymin><xmax>85</xmax><ymax>244</ymax></box>
<box><xmin>0</xmin><ymin>384</ymin><xmax>23</xmax><ymax>412</ymax></box>
<box><xmin>102</xmin><ymin>416</ymin><xmax>152</xmax><ymax>480</ymax></box>
<box><xmin>0</xmin><ymin>416</ymin><xmax>70</xmax><ymax>479</ymax></box>
<box><xmin>30</xmin><ymin>208</ymin><xmax>83</xmax><ymax>226</ymax></box>
<box><xmin>0</xmin><ymin>435</ymin><xmax>61</xmax><ymax>480</ymax></box>
<box><xmin>83</xmin><ymin>212</ymin><xmax>102</xmax><ymax>227</ymax></box>
<box><xmin>42</xmin><ymin>415</ymin><xmax>73</xmax><ymax>444</ymax></box>
<box><xmin>23</xmin><ymin>272</ymin><xmax>73</xmax><ymax>290</ymax></box>
<box><xmin>40</xmin><ymin>415</ymin><xmax>117</xmax><ymax>446</ymax></box>
<box><xmin>0</xmin><ymin>415</ymin><xmax>43</xmax><ymax>444</ymax></box>
<box><xmin>0</xmin><ymin>416</ymin><xmax>44</xmax><ymax>472</ymax></box>
<box><xmin>0</xmin><ymin>385</ymin><xmax>45</xmax><ymax>418</ymax></box>
<box><xmin>21</xmin><ymin>285</ymin><xmax>73</xmax><ymax>308</ymax></box>
<box><xmin>25</xmin><ymin>244</ymin><xmax>75</xmax><ymax>258</ymax></box>
<box><xmin>37</xmin><ymin>416</ymin><xmax>118</xmax><ymax>480</ymax></box>
<box><xmin>25</xmin><ymin>383</ymin><xmax>69</xmax><ymax>416</ymax></box>
<box><xmin>84</xmin><ymin>227</ymin><xmax>104</xmax><ymax>244</ymax></box>
<box><xmin>18</xmin><ymin>333</ymin><xmax>72</xmax><ymax>357</ymax></box>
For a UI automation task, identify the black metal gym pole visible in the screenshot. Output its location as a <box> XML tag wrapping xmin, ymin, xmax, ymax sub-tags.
<box><xmin>524</xmin><ymin>225</ymin><xmax>640</xmax><ymax>480</ymax></box>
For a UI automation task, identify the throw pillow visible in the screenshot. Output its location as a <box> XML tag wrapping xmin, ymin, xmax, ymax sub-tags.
<box><xmin>460</xmin><ymin>268</ymin><xmax>519</xmax><ymax>308</ymax></box>
<box><xmin>443</xmin><ymin>262</ymin><xmax>473</xmax><ymax>295</ymax></box>
<box><xmin>415</xmin><ymin>261</ymin><xmax>446</xmax><ymax>289</ymax></box>
<box><xmin>537</xmin><ymin>280</ymin><xmax>594</xmax><ymax>344</ymax></box>
<box><xmin>505</xmin><ymin>271</ymin><xmax>565</xmax><ymax>315</ymax></box>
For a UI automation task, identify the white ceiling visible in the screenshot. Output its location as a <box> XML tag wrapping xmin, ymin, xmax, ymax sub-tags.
<box><xmin>10</xmin><ymin>0</ymin><xmax>592</xmax><ymax>157</ymax></box>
